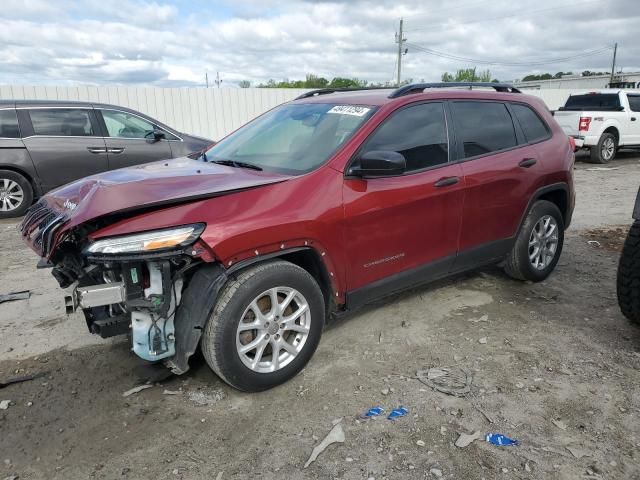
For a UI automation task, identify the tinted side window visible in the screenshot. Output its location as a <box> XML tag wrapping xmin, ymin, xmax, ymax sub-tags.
<box><xmin>29</xmin><ymin>109</ymin><xmax>95</xmax><ymax>136</ymax></box>
<box><xmin>362</xmin><ymin>103</ymin><xmax>448</xmax><ymax>172</ymax></box>
<box><xmin>628</xmin><ymin>95</ymin><xmax>640</xmax><ymax>112</ymax></box>
<box><xmin>451</xmin><ymin>102</ymin><xmax>516</xmax><ymax>158</ymax></box>
<box><xmin>511</xmin><ymin>104</ymin><xmax>550</xmax><ymax>143</ymax></box>
<box><xmin>0</xmin><ymin>109</ymin><xmax>20</xmax><ymax>138</ymax></box>
<box><xmin>563</xmin><ymin>94</ymin><xmax>620</xmax><ymax>111</ymax></box>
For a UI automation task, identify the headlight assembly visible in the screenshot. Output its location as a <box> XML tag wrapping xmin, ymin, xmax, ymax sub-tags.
<box><xmin>85</xmin><ymin>224</ymin><xmax>205</xmax><ymax>255</ymax></box>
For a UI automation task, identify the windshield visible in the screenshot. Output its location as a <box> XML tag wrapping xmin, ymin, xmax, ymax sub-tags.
<box><xmin>561</xmin><ymin>94</ymin><xmax>621</xmax><ymax>111</ymax></box>
<box><xmin>203</xmin><ymin>103</ymin><xmax>376</xmax><ymax>174</ymax></box>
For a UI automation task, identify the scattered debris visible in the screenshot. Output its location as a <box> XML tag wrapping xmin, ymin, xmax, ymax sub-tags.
<box><xmin>0</xmin><ymin>400</ymin><xmax>11</xmax><ymax>410</ymax></box>
<box><xmin>566</xmin><ymin>446</ymin><xmax>592</xmax><ymax>459</ymax></box>
<box><xmin>478</xmin><ymin>337</ymin><xmax>488</xmax><ymax>344</ymax></box>
<box><xmin>303</xmin><ymin>422</ymin><xmax>345</xmax><ymax>468</ymax></box>
<box><xmin>551</xmin><ymin>419</ymin><xmax>567</xmax><ymax>431</ymax></box>
<box><xmin>215</xmin><ymin>472</ymin><xmax>223</xmax><ymax>480</ymax></box>
<box><xmin>3</xmin><ymin>475</ymin><xmax>19</xmax><ymax>480</ymax></box>
<box><xmin>416</xmin><ymin>367</ymin><xmax>471</xmax><ymax>397</ymax></box>
<box><xmin>387</xmin><ymin>406</ymin><xmax>408</xmax><ymax>420</ymax></box>
<box><xmin>360</xmin><ymin>407</ymin><xmax>384</xmax><ymax>419</ymax></box>
<box><xmin>163</xmin><ymin>390</ymin><xmax>182</xmax><ymax>395</ymax></box>
<box><xmin>122</xmin><ymin>384</ymin><xmax>153</xmax><ymax>397</ymax></box>
<box><xmin>468</xmin><ymin>314</ymin><xmax>489</xmax><ymax>323</ymax></box>
<box><xmin>416</xmin><ymin>440</ymin><xmax>426</xmax><ymax>447</ymax></box>
<box><xmin>1</xmin><ymin>371</ymin><xmax>49</xmax><ymax>389</ymax></box>
<box><xmin>485</xmin><ymin>433</ymin><xmax>519</xmax><ymax>446</ymax></box>
<box><xmin>587</xmin><ymin>240</ymin><xmax>602</xmax><ymax>248</ymax></box>
<box><xmin>0</xmin><ymin>290</ymin><xmax>30</xmax><ymax>304</ymax></box>
<box><xmin>455</xmin><ymin>430</ymin><xmax>483</xmax><ymax>448</ymax></box>
<box><xmin>585</xmin><ymin>167</ymin><xmax>619</xmax><ymax>171</ymax></box>
<box><xmin>429</xmin><ymin>466</ymin><xmax>443</xmax><ymax>477</ymax></box>
<box><xmin>188</xmin><ymin>389</ymin><xmax>226</xmax><ymax>405</ymax></box>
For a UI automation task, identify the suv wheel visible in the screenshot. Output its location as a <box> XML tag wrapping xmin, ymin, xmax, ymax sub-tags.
<box><xmin>504</xmin><ymin>200</ymin><xmax>564</xmax><ymax>282</ymax></box>
<box><xmin>590</xmin><ymin>132</ymin><xmax>617</xmax><ymax>164</ymax></box>
<box><xmin>201</xmin><ymin>260</ymin><xmax>325</xmax><ymax>392</ymax></box>
<box><xmin>617</xmin><ymin>220</ymin><xmax>640</xmax><ymax>324</ymax></box>
<box><xmin>0</xmin><ymin>170</ymin><xmax>33</xmax><ymax>218</ymax></box>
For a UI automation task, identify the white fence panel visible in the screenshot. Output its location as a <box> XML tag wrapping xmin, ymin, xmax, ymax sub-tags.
<box><xmin>0</xmin><ymin>86</ymin><xmax>309</xmax><ymax>141</ymax></box>
<box><xmin>1</xmin><ymin>85</ymin><xmax>597</xmax><ymax>137</ymax></box>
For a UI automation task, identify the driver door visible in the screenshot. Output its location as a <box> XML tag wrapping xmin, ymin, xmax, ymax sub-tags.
<box><xmin>342</xmin><ymin>102</ymin><xmax>465</xmax><ymax>302</ymax></box>
<box><xmin>97</xmin><ymin>109</ymin><xmax>173</xmax><ymax>170</ymax></box>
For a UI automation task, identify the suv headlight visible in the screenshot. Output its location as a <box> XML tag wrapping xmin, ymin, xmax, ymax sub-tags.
<box><xmin>85</xmin><ymin>224</ymin><xmax>205</xmax><ymax>255</ymax></box>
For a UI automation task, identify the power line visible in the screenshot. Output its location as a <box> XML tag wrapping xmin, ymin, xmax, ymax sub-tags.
<box><xmin>405</xmin><ymin>42</ymin><xmax>613</xmax><ymax>67</ymax></box>
<box><xmin>403</xmin><ymin>0</ymin><xmax>603</xmax><ymax>32</ymax></box>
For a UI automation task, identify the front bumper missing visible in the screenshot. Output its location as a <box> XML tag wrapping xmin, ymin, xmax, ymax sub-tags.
<box><xmin>65</xmin><ymin>282</ymin><xmax>126</xmax><ymax>314</ymax></box>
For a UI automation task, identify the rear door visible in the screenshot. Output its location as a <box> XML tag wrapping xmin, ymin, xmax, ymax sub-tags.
<box><xmin>20</xmin><ymin>107</ymin><xmax>107</xmax><ymax>191</ymax></box>
<box><xmin>451</xmin><ymin>100</ymin><xmax>544</xmax><ymax>265</ymax></box>
<box><xmin>626</xmin><ymin>94</ymin><xmax>640</xmax><ymax>144</ymax></box>
<box><xmin>97</xmin><ymin>109</ymin><xmax>173</xmax><ymax>170</ymax></box>
<box><xmin>343</xmin><ymin>102</ymin><xmax>465</xmax><ymax>297</ymax></box>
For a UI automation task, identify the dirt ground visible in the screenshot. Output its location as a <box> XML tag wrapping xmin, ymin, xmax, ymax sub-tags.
<box><xmin>1</xmin><ymin>152</ymin><xmax>639</xmax><ymax>480</ymax></box>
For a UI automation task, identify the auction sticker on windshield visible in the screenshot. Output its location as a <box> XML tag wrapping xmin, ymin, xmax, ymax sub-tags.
<box><xmin>328</xmin><ymin>105</ymin><xmax>371</xmax><ymax>116</ymax></box>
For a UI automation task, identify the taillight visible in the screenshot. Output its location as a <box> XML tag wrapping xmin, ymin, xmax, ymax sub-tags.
<box><xmin>568</xmin><ymin>136</ymin><xmax>576</xmax><ymax>151</ymax></box>
<box><xmin>578</xmin><ymin>116</ymin><xmax>592</xmax><ymax>131</ymax></box>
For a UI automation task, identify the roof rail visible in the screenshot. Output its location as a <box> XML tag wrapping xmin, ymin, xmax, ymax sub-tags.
<box><xmin>388</xmin><ymin>82</ymin><xmax>521</xmax><ymax>98</ymax></box>
<box><xmin>294</xmin><ymin>87</ymin><xmax>391</xmax><ymax>100</ymax></box>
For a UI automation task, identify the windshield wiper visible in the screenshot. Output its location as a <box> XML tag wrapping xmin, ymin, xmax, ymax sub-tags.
<box><xmin>212</xmin><ymin>159</ymin><xmax>263</xmax><ymax>171</ymax></box>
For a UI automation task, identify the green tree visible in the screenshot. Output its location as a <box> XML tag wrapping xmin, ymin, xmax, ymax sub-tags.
<box><xmin>441</xmin><ymin>68</ymin><xmax>493</xmax><ymax>82</ymax></box>
<box><xmin>238</xmin><ymin>80</ymin><xmax>251</xmax><ymax>88</ymax></box>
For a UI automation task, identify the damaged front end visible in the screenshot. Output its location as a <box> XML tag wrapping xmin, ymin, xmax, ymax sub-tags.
<box><xmin>21</xmin><ymin>200</ymin><xmax>226</xmax><ymax>374</ymax></box>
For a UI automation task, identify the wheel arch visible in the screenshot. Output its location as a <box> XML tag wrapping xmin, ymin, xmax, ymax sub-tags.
<box><xmin>602</xmin><ymin>125</ymin><xmax>620</xmax><ymax>144</ymax></box>
<box><xmin>226</xmin><ymin>246</ymin><xmax>337</xmax><ymax>315</ymax></box>
<box><xmin>517</xmin><ymin>183</ymin><xmax>571</xmax><ymax>236</ymax></box>
<box><xmin>0</xmin><ymin>164</ymin><xmax>41</xmax><ymax>197</ymax></box>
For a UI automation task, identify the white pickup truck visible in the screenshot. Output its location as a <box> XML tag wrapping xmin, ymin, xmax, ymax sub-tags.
<box><xmin>554</xmin><ymin>90</ymin><xmax>640</xmax><ymax>163</ymax></box>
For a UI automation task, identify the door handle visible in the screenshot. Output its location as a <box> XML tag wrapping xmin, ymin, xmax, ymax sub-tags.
<box><xmin>519</xmin><ymin>158</ymin><xmax>537</xmax><ymax>168</ymax></box>
<box><xmin>87</xmin><ymin>147</ymin><xmax>107</xmax><ymax>154</ymax></box>
<box><xmin>107</xmin><ymin>148</ymin><xmax>125</xmax><ymax>154</ymax></box>
<box><xmin>631</xmin><ymin>117</ymin><xmax>637</xmax><ymax>121</ymax></box>
<box><xmin>434</xmin><ymin>176</ymin><xmax>460</xmax><ymax>187</ymax></box>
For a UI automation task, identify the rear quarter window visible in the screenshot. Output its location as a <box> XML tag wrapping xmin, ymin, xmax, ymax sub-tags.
<box><xmin>0</xmin><ymin>109</ymin><xmax>20</xmax><ymax>138</ymax></box>
<box><xmin>628</xmin><ymin>95</ymin><xmax>640</xmax><ymax>112</ymax></box>
<box><xmin>511</xmin><ymin>103</ymin><xmax>550</xmax><ymax>143</ymax></box>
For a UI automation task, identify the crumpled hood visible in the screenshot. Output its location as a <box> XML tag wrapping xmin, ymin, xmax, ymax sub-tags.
<box><xmin>44</xmin><ymin>157</ymin><xmax>291</xmax><ymax>230</ymax></box>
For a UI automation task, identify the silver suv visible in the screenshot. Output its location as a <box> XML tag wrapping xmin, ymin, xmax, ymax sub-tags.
<box><xmin>0</xmin><ymin>100</ymin><xmax>212</xmax><ymax>218</ymax></box>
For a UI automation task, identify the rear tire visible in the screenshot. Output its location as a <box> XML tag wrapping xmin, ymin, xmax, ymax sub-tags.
<box><xmin>201</xmin><ymin>260</ymin><xmax>325</xmax><ymax>392</ymax></box>
<box><xmin>617</xmin><ymin>221</ymin><xmax>640</xmax><ymax>324</ymax></box>
<box><xmin>589</xmin><ymin>133</ymin><xmax>617</xmax><ymax>164</ymax></box>
<box><xmin>0</xmin><ymin>170</ymin><xmax>33</xmax><ymax>218</ymax></box>
<box><xmin>504</xmin><ymin>200</ymin><xmax>564</xmax><ymax>282</ymax></box>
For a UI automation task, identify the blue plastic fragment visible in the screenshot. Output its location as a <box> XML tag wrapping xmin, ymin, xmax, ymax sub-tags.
<box><xmin>485</xmin><ymin>433</ymin><xmax>519</xmax><ymax>446</ymax></box>
<box><xmin>387</xmin><ymin>406</ymin><xmax>408</xmax><ymax>420</ymax></box>
<box><xmin>362</xmin><ymin>406</ymin><xmax>385</xmax><ymax>418</ymax></box>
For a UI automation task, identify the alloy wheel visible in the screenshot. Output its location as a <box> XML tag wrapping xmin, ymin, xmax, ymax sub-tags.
<box><xmin>528</xmin><ymin>215</ymin><xmax>559</xmax><ymax>270</ymax></box>
<box><xmin>236</xmin><ymin>287</ymin><xmax>311</xmax><ymax>373</ymax></box>
<box><xmin>601</xmin><ymin>137</ymin><xmax>615</xmax><ymax>161</ymax></box>
<box><xmin>0</xmin><ymin>179</ymin><xmax>25</xmax><ymax>212</ymax></box>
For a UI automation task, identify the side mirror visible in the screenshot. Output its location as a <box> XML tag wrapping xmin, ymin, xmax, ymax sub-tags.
<box><xmin>146</xmin><ymin>129</ymin><xmax>166</xmax><ymax>142</ymax></box>
<box><xmin>350</xmin><ymin>150</ymin><xmax>406</xmax><ymax>177</ymax></box>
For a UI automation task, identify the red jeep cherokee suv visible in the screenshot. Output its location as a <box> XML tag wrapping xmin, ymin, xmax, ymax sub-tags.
<box><xmin>21</xmin><ymin>83</ymin><xmax>575</xmax><ymax>392</ymax></box>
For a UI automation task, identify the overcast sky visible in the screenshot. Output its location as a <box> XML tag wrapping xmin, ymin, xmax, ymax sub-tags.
<box><xmin>0</xmin><ymin>0</ymin><xmax>637</xmax><ymax>87</ymax></box>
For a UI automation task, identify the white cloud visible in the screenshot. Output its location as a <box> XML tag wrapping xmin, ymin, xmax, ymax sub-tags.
<box><xmin>0</xmin><ymin>0</ymin><xmax>638</xmax><ymax>87</ymax></box>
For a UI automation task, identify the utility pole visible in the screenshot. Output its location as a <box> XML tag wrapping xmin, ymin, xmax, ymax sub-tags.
<box><xmin>609</xmin><ymin>42</ymin><xmax>618</xmax><ymax>85</ymax></box>
<box><xmin>205</xmin><ymin>72</ymin><xmax>209</xmax><ymax>88</ymax></box>
<box><xmin>215</xmin><ymin>71</ymin><xmax>222</xmax><ymax>88</ymax></box>
<box><xmin>396</xmin><ymin>18</ymin><xmax>406</xmax><ymax>87</ymax></box>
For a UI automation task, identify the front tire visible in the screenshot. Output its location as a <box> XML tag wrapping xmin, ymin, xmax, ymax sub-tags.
<box><xmin>589</xmin><ymin>133</ymin><xmax>617</xmax><ymax>164</ymax></box>
<box><xmin>504</xmin><ymin>200</ymin><xmax>564</xmax><ymax>282</ymax></box>
<box><xmin>201</xmin><ymin>260</ymin><xmax>325</xmax><ymax>392</ymax></box>
<box><xmin>617</xmin><ymin>221</ymin><xmax>640</xmax><ymax>324</ymax></box>
<box><xmin>0</xmin><ymin>170</ymin><xmax>33</xmax><ymax>218</ymax></box>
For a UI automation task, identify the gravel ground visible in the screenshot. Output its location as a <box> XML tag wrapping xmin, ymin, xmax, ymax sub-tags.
<box><xmin>0</xmin><ymin>153</ymin><xmax>639</xmax><ymax>480</ymax></box>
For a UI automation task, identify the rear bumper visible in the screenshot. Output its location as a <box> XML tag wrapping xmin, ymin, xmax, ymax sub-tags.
<box><xmin>570</xmin><ymin>134</ymin><xmax>599</xmax><ymax>148</ymax></box>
